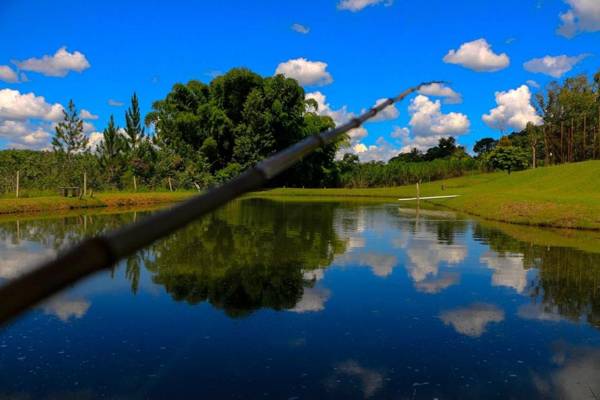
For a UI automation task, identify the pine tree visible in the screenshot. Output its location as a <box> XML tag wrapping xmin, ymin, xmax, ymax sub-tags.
<box><xmin>52</xmin><ymin>99</ymin><xmax>89</xmax><ymax>156</ymax></box>
<box><xmin>98</xmin><ymin>115</ymin><xmax>126</xmax><ymax>185</ymax></box>
<box><xmin>125</xmin><ymin>92</ymin><xmax>144</xmax><ymax>150</ymax></box>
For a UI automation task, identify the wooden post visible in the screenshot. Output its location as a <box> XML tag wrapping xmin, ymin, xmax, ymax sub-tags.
<box><xmin>83</xmin><ymin>172</ymin><xmax>87</xmax><ymax>197</ymax></box>
<box><xmin>583</xmin><ymin>115</ymin><xmax>587</xmax><ymax>160</ymax></box>
<box><xmin>168</xmin><ymin>177</ymin><xmax>173</xmax><ymax>192</ymax></box>
<box><xmin>416</xmin><ymin>181</ymin><xmax>420</xmax><ymax>202</ymax></box>
<box><xmin>133</xmin><ymin>176</ymin><xmax>137</xmax><ymax>192</ymax></box>
<box><xmin>15</xmin><ymin>170</ymin><xmax>19</xmax><ymax>199</ymax></box>
<box><xmin>560</xmin><ymin>121</ymin><xmax>564</xmax><ymax>163</ymax></box>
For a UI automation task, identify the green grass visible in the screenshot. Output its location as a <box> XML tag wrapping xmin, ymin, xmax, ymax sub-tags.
<box><xmin>257</xmin><ymin>161</ymin><xmax>600</xmax><ymax>230</ymax></box>
<box><xmin>0</xmin><ymin>191</ymin><xmax>195</xmax><ymax>216</ymax></box>
<box><xmin>2</xmin><ymin>161</ymin><xmax>599</xmax><ymax>230</ymax></box>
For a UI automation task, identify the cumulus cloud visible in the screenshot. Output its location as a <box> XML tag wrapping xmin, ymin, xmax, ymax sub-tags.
<box><xmin>337</xmin><ymin>0</ymin><xmax>392</xmax><ymax>12</ymax></box>
<box><xmin>0</xmin><ymin>89</ymin><xmax>63</xmax><ymax>121</ymax></box>
<box><xmin>439</xmin><ymin>303</ymin><xmax>505</xmax><ymax>337</ymax></box>
<box><xmin>368</xmin><ymin>98</ymin><xmax>400</xmax><ymax>121</ymax></box>
<box><xmin>80</xmin><ymin>109</ymin><xmax>98</xmax><ymax>120</ymax></box>
<box><xmin>14</xmin><ymin>47</ymin><xmax>90</xmax><ymax>77</ymax></box>
<box><xmin>291</xmin><ymin>23</ymin><xmax>310</xmax><ymax>34</ymax></box>
<box><xmin>345</xmin><ymin>137</ymin><xmax>403</xmax><ymax>162</ymax></box>
<box><xmin>409</xmin><ymin>95</ymin><xmax>470</xmax><ymax>137</ymax></box>
<box><xmin>88</xmin><ymin>131</ymin><xmax>104</xmax><ymax>151</ymax></box>
<box><xmin>306</xmin><ymin>91</ymin><xmax>367</xmax><ymax>143</ymax></box>
<box><xmin>275</xmin><ymin>58</ymin><xmax>333</xmax><ymax>86</ymax></box>
<box><xmin>523</xmin><ymin>54</ymin><xmax>588</xmax><ymax>78</ymax></box>
<box><xmin>443</xmin><ymin>38</ymin><xmax>510</xmax><ymax>72</ymax></box>
<box><xmin>0</xmin><ymin>65</ymin><xmax>19</xmax><ymax>83</ymax></box>
<box><xmin>108</xmin><ymin>99</ymin><xmax>124</xmax><ymax>107</ymax></box>
<box><xmin>557</xmin><ymin>0</ymin><xmax>600</xmax><ymax>37</ymax></box>
<box><xmin>419</xmin><ymin>83</ymin><xmax>462</xmax><ymax>104</ymax></box>
<box><xmin>482</xmin><ymin>85</ymin><xmax>542</xmax><ymax>132</ymax></box>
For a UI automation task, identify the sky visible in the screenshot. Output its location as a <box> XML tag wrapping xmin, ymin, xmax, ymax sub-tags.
<box><xmin>0</xmin><ymin>0</ymin><xmax>599</xmax><ymax>161</ymax></box>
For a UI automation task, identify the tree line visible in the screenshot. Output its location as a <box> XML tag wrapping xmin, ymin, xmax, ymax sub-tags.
<box><xmin>1</xmin><ymin>67</ymin><xmax>599</xmax><ymax>195</ymax></box>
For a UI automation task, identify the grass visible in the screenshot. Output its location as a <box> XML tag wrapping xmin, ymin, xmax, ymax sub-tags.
<box><xmin>0</xmin><ymin>191</ymin><xmax>195</xmax><ymax>216</ymax></box>
<box><xmin>1</xmin><ymin>161</ymin><xmax>599</xmax><ymax>230</ymax></box>
<box><xmin>257</xmin><ymin>161</ymin><xmax>600</xmax><ymax>230</ymax></box>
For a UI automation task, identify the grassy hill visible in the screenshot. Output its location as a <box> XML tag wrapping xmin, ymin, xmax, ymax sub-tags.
<box><xmin>260</xmin><ymin>161</ymin><xmax>600</xmax><ymax>230</ymax></box>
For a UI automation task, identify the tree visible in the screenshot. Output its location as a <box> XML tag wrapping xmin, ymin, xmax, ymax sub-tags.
<box><xmin>485</xmin><ymin>146</ymin><xmax>529</xmax><ymax>174</ymax></box>
<box><xmin>124</xmin><ymin>92</ymin><xmax>145</xmax><ymax>150</ymax></box>
<box><xmin>473</xmin><ymin>138</ymin><xmax>497</xmax><ymax>157</ymax></box>
<box><xmin>423</xmin><ymin>137</ymin><xmax>460</xmax><ymax>161</ymax></box>
<box><xmin>52</xmin><ymin>99</ymin><xmax>89</xmax><ymax>157</ymax></box>
<box><xmin>526</xmin><ymin>122</ymin><xmax>540</xmax><ymax>168</ymax></box>
<box><xmin>97</xmin><ymin>115</ymin><xmax>126</xmax><ymax>186</ymax></box>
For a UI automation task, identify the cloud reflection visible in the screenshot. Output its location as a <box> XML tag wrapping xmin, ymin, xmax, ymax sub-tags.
<box><xmin>41</xmin><ymin>297</ymin><xmax>90</xmax><ymax>322</ymax></box>
<box><xmin>480</xmin><ymin>251</ymin><xmax>528</xmax><ymax>293</ymax></box>
<box><xmin>440</xmin><ymin>303</ymin><xmax>505</xmax><ymax>337</ymax></box>
<box><xmin>330</xmin><ymin>360</ymin><xmax>385</xmax><ymax>398</ymax></box>
<box><xmin>290</xmin><ymin>287</ymin><xmax>330</xmax><ymax>313</ymax></box>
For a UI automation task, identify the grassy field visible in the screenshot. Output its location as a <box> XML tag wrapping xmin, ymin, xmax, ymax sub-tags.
<box><xmin>259</xmin><ymin>161</ymin><xmax>600</xmax><ymax>230</ymax></box>
<box><xmin>0</xmin><ymin>191</ymin><xmax>195</xmax><ymax>215</ymax></box>
<box><xmin>1</xmin><ymin>161</ymin><xmax>598</xmax><ymax>230</ymax></box>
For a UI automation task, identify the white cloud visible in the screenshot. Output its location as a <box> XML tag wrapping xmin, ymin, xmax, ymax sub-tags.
<box><xmin>108</xmin><ymin>99</ymin><xmax>124</xmax><ymax>107</ymax></box>
<box><xmin>523</xmin><ymin>54</ymin><xmax>588</xmax><ymax>78</ymax></box>
<box><xmin>345</xmin><ymin>137</ymin><xmax>402</xmax><ymax>162</ymax></box>
<box><xmin>439</xmin><ymin>303</ymin><xmax>505</xmax><ymax>337</ymax></box>
<box><xmin>14</xmin><ymin>47</ymin><xmax>90</xmax><ymax>77</ymax></box>
<box><xmin>306</xmin><ymin>91</ymin><xmax>367</xmax><ymax>143</ymax></box>
<box><xmin>369</xmin><ymin>98</ymin><xmax>400</xmax><ymax>121</ymax></box>
<box><xmin>80</xmin><ymin>109</ymin><xmax>98</xmax><ymax>120</ymax></box>
<box><xmin>408</xmin><ymin>95</ymin><xmax>470</xmax><ymax>137</ymax></box>
<box><xmin>0</xmin><ymin>120</ymin><xmax>52</xmax><ymax>150</ymax></box>
<box><xmin>419</xmin><ymin>83</ymin><xmax>462</xmax><ymax>104</ymax></box>
<box><xmin>557</xmin><ymin>0</ymin><xmax>600</xmax><ymax>37</ymax></box>
<box><xmin>88</xmin><ymin>131</ymin><xmax>104</xmax><ymax>151</ymax></box>
<box><xmin>526</xmin><ymin>79</ymin><xmax>541</xmax><ymax>89</ymax></box>
<box><xmin>0</xmin><ymin>65</ymin><xmax>19</xmax><ymax>83</ymax></box>
<box><xmin>480</xmin><ymin>251</ymin><xmax>528</xmax><ymax>293</ymax></box>
<box><xmin>291</xmin><ymin>23</ymin><xmax>310</xmax><ymax>34</ymax></box>
<box><xmin>0</xmin><ymin>89</ymin><xmax>63</xmax><ymax>121</ymax></box>
<box><xmin>275</xmin><ymin>58</ymin><xmax>333</xmax><ymax>86</ymax></box>
<box><xmin>482</xmin><ymin>85</ymin><xmax>542</xmax><ymax>132</ymax></box>
<box><xmin>337</xmin><ymin>0</ymin><xmax>392</xmax><ymax>12</ymax></box>
<box><xmin>443</xmin><ymin>38</ymin><xmax>510</xmax><ymax>72</ymax></box>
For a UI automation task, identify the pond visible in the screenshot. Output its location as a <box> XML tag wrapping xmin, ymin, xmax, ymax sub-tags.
<box><xmin>1</xmin><ymin>198</ymin><xmax>600</xmax><ymax>399</ymax></box>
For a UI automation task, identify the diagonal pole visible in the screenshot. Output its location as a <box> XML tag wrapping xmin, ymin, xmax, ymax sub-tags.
<box><xmin>0</xmin><ymin>81</ymin><xmax>441</xmax><ymax>326</ymax></box>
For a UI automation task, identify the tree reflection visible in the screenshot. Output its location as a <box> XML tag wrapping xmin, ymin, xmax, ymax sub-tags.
<box><xmin>474</xmin><ymin>224</ymin><xmax>600</xmax><ymax>328</ymax></box>
<box><xmin>141</xmin><ymin>199</ymin><xmax>347</xmax><ymax>317</ymax></box>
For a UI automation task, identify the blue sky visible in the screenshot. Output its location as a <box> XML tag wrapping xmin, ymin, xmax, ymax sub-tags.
<box><xmin>1</xmin><ymin>0</ymin><xmax>599</xmax><ymax>160</ymax></box>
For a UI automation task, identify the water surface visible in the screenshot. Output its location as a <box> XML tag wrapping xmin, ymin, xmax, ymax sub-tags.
<box><xmin>1</xmin><ymin>199</ymin><xmax>600</xmax><ymax>399</ymax></box>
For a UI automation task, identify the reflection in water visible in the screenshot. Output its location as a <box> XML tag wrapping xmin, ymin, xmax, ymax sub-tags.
<box><xmin>439</xmin><ymin>303</ymin><xmax>505</xmax><ymax>337</ymax></box>
<box><xmin>0</xmin><ymin>200</ymin><xmax>600</xmax><ymax>398</ymax></box>
<box><xmin>41</xmin><ymin>296</ymin><xmax>91</xmax><ymax>322</ymax></box>
<box><xmin>480</xmin><ymin>251</ymin><xmax>529</xmax><ymax>293</ymax></box>
<box><xmin>328</xmin><ymin>360</ymin><xmax>385</xmax><ymax>398</ymax></box>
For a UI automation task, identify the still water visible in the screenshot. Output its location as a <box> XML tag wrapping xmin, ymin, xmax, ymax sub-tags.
<box><xmin>1</xmin><ymin>198</ymin><xmax>600</xmax><ymax>399</ymax></box>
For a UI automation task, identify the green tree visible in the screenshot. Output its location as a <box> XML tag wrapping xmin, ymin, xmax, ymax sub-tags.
<box><xmin>97</xmin><ymin>115</ymin><xmax>126</xmax><ymax>187</ymax></box>
<box><xmin>473</xmin><ymin>137</ymin><xmax>497</xmax><ymax>157</ymax></box>
<box><xmin>485</xmin><ymin>145</ymin><xmax>529</xmax><ymax>174</ymax></box>
<box><xmin>52</xmin><ymin>99</ymin><xmax>89</xmax><ymax>157</ymax></box>
<box><xmin>124</xmin><ymin>92</ymin><xmax>145</xmax><ymax>150</ymax></box>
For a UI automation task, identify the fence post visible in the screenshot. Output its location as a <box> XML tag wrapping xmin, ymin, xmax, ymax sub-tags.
<box><xmin>133</xmin><ymin>176</ymin><xmax>137</xmax><ymax>192</ymax></box>
<box><xmin>15</xmin><ymin>170</ymin><xmax>19</xmax><ymax>199</ymax></box>
<box><xmin>168</xmin><ymin>177</ymin><xmax>173</xmax><ymax>192</ymax></box>
<box><xmin>83</xmin><ymin>172</ymin><xmax>87</xmax><ymax>197</ymax></box>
